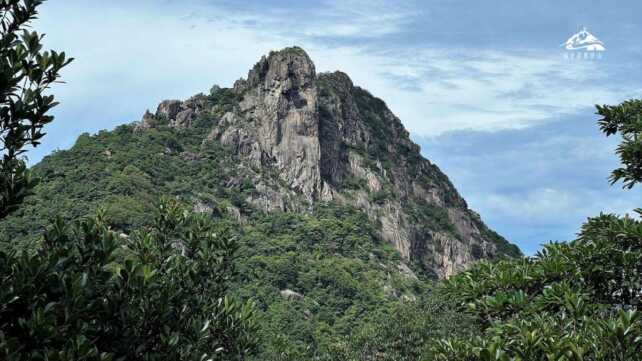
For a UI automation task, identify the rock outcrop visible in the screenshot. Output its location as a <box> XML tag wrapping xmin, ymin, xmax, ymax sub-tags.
<box><xmin>147</xmin><ymin>47</ymin><xmax>520</xmax><ymax>278</ymax></box>
<box><xmin>137</xmin><ymin>96</ymin><xmax>205</xmax><ymax>130</ymax></box>
<box><xmin>214</xmin><ymin>49</ymin><xmax>326</xmax><ymax>204</ymax></box>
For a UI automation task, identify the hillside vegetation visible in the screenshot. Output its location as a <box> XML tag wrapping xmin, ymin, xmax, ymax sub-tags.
<box><xmin>1</xmin><ymin>2</ymin><xmax>640</xmax><ymax>359</ymax></box>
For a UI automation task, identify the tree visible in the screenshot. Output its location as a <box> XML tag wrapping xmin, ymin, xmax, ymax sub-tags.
<box><xmin>0</xmin><ymin>198</ymin><xmax>258</xmax><ymax>360</ymax></box>
<box><xmin>429</xmin><ymin>100</ymin><xmax>642</xmax><ymax>360</ymax></box>
<box><xmin>330</xmin><ymin>294</ymin><xmax>478</xmax><ymax>361</ymax></box>
<box><xmin>596</xmin><ymin>100</ymin><xmax>642</xmax><ymax>189</ymax></box>
<box><xmin>1</xmin><ymin>0</ymin><xmax>72</xmax><ymax>219</ymax></box>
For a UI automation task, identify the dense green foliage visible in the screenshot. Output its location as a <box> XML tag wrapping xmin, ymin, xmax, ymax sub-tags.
<box><xmin>427</xmin><ymin>100</ymin><xmax>642</xmax><ymax>361</ymax></box>
<box><xmin>0</xmin><ymin>0</ymin><xmax>72</xmax><ymax>219</ymax></box>
<box><xmin>433</xmin><ymin>233</ymin><xmax>642</xmax><ymax>360</ymax></box>
<box><xmin>0</xmin><ymin>5</ymin><xmax>260</xmax><ymax>357</ymax></box>
<box><xmin>331</xmin><ymin>294</ymin><xmax>478</xmax><ymax>361</ymax></box>
<box><xmin>0</xmin><ymin>199</ymin><xmax>258</xmax><ymax>360</ymax></box>
<box><xmin>234</xmin><ymin>205</ymin><xmax>435</xmax><ymax>360</ymax></box>
<box><xmin>3</xmin><ymin>60</ymin><xmax>637</xmax><ymax>360</ymax></box>
<box><xmin>596</xmin><ymin>99</ymin><xmax>642</xmax><ymax>188</ymax></box>
<box><xmin>6</xmin><ymin>6</ymin><xmax>603</xmax><ymax>357</ymax></box>
<box><xmin>0</xmin><ymin>91</ymin><xmax>234</xmax><ymax>247</ymax></box>
<box><xmin>0</xmin><ymin>86</ymin><xmax>451</xmax><ymax>359</ymax></box>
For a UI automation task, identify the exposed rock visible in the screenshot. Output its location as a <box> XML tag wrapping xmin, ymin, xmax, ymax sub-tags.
<box><xmin>280</xmin><ymin>289</ymin><xmax>304</xmax><ymax>301</ymax></box>
<box><xmin>226</xmin><ymin>206</ymin><xmax>242</xmax><ymax>222</ymax></box>
<box><xmin>193</xmin><ymin>201</ymin><xmax>213</xmax><ymax>214</ymax></box>
<box><xmin>383</xmin><ymin>284</ymin><xmax>397</xmax><ymax>297</ymax></box>
<box><xmin>135</xmin><ymin>110</ymin><xmax>156</xmax><ymax>131</ymax></box>
<box><xmin>199</xmin><ymin>47</ymin><xmax>520</xmax><ymax>278</ymax></box>
<box><xmin>401</xmin><ymin>294</ymin><xmax>417</xmax><ymax>303</ymax></box>
<box><xmin>147</xmin><ymin>96</ymin><xmax>205</xmax><ymax>129</ymax></box>
<box><xmin>303</xmin><ymin>309</ymin><xmax>312</xmax><ymax>320</ymax></box>
<box><xmin>142</xmin><ymin>110</ymin><xmax>154</xmax><ymax>120</ymax></box>
<box><xmin>156</xmin><ymin>100</ymin><xmax>182</xmax><ymax>120</ymax></box>
<box><xmin>181</xmin><ymin>151</ymin><xmax>200</xmax><ymax>161</ymax></box>
<box><xmin>212</xmin><ymin>47</ymin><xmax>325</xmax><ymax>204</ymax></box>
<box><xmin>174</xmin><ymin>108</ymin><xmax>195</xmax><ymax>128</ymax></box>
<box><xmin>131</xmin><ymin>47</ymin><xmax>519</xmax><ymax>278</ymax></box>
<box><xmin>233</xmin><ymin>78</ymin><xmax>248</xmax><ymax>94</ymax></box>
<box><xmin>398</xmin><ymin>262</ymin><xmax>418</xmax><ymax>280</ymax></box>
<box><xmin>170</xmin><ymin>239</ymin><xmax>188</xmax><ymax>257</ymax></box>
<box><xmin>183</xmin><ymin>94</ymin><xmax>208</xmax><ymax>111</ymax></box>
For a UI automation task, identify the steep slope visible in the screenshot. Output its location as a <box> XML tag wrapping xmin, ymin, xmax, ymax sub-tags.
<box><xmin>0</xmin><ymin>47</ymin><xmax>518</xmax><ymax>278</ymax></box>
<box><xmin>0</xmin><ymin>118</ymin><xmax>432</xmax><ymax>357</ymax></box>
<box><xmin>0</xmin><ymin>46</ymin><xmax>520</xmax><ymax>359</ymax></box>
<box><xmin>200</xmin><ymin>47</ymin><xmax>519</xmax><ymax>277</ymax></box>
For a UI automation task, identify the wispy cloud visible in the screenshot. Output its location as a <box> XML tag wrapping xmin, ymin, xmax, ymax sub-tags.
<box><xmin>415</xmin><ymin>115</ymin><xmax>642</xmax><ymax>255</ymax></box>
<box><xmin>302</xmin><ymin>0</ymin><xmax>416</xmax><ymax>38</ymax></box>
<box><xmin>29</xmin><ymin>0</ymin><xmax>642</xmax><ymax>254</ymax></box>
<box><xmin>177</xmin><ymin>1</ymin><xmax>642</xmax><ymax>136</ymax></box>
<box><xmin>346</xmin><ymin>48</ymin><xmax>640</xmax><ymax>135</ymax></box>
<box><xmin>37</xmin><ymin>0</ymin><xmax>641</xmax><ymax>141</ymax></box>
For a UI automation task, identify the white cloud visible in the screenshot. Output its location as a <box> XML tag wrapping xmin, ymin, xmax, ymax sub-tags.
<box><xmin>350</xmin><ymin>49</ymin><xmax>640</xmax><ymax>135</ymax></box>
<box><xmin>415</xmin><ymin>120</ymin><xmax>642</xmax><ymax>255</ymax></box>
<box><xmin>472</xmin><ymin>187</ymin><xmax>636</xmax><ymax>223</ymax></box>
<box><xmin>24</xmin><ymin>0</ymin><xmax>642</xmax><ymax>256</ymax></box>
<box><xmin>302</xmin><ymin>0</ymin><xmax>414</xmax><ymax>38</ymax></box>
<box><xmin>30</xmin><ymin>0</ymin><xmax>641</xmax><ymax>160</ymax></box>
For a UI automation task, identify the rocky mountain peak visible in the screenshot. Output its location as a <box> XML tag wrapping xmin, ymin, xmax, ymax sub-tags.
<box><xmin>234</xmin><ymin>47</ymin><xmax>316</xmax><ymax>94</ymax></box>
<box><xmin>140</xmin><ymin>47</ymin><xmax>520</xmax><ymax>278</ymax></box>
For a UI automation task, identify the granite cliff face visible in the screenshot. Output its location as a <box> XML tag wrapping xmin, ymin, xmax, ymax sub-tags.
<box><xmin>142</xmin><ymin>47</ymin><xmax>520</xmax><ymax>278</ymax></box>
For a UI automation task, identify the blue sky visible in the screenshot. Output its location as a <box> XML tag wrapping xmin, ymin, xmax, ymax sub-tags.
<box><xmin>31</xmin><ymin>0</ymin><xmax>641</xmax><ymax>255</ymax></box>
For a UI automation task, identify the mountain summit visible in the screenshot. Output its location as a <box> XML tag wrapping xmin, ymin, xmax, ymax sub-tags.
<box><xmin>144</xmin><ymin>47</ymin><xmax>519</xmax><ymax>277</ymax></box>
<box><xmin>2</xmin><ymin>47</ymin><xmax>519</xmax><ymax>278</ymax></box>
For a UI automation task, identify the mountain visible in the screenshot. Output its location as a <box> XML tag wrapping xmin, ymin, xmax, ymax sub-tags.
<box><xmin>0</xmin><ymin>46</ymin><xmax>519</xmax><ymax>278</ymax></box>
<box><xmin>0</xmin><ymin>46</ymin><xmax>520</xmax><ymax>358</ymax></box>
<box><xmin>204</xmin><ymin>47</ymin><xmax>519</xmax><ymax>277</ymax></box>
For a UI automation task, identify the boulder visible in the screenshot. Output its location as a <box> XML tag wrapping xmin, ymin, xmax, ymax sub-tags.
<box><xmin>280</xmin><ymin>289</ymin><xmax>304</xmax><ymax>301</ymax></box>
<box><xmin>174</xmin><ymin>108</ymin><xmax>195</xmax><ymax>128</ymax></box>
<box><xmin>156</xmin><ymin>99</ymin><xmax>182</xmax><ymax>120</ymax></box>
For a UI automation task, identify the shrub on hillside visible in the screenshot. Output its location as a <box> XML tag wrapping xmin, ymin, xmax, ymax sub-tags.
<box><xmin>0</xmin><ymin>199</ymin><xmax>258</xmax><ymax>360</ymax></box>
<box><xmin>428</xmin><ymin>99</ymin><xmax>642</xmax><ymax>360</ymax></box>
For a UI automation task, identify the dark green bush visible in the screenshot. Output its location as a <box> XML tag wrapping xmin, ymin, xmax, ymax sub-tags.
<box><xmin>429</xmin><ymin>100</ymin><xmax>642</xmax><ymax>360</ymax></box>
<box><xmin>0</xmin><ymin>199</ymin><xmax>258</xmax><ymax>360</ymax></box>
<box><xmin>0</xmin><ymin>0</ymin><xmax>72</xmax><ymax>220</ymax></box>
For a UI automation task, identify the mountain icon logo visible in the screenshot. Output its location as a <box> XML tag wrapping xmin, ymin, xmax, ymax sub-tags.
<box><xmin>562</xmin><ymin>27</ymin><xmax>605</xmax><ymax>52</ymax></box>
